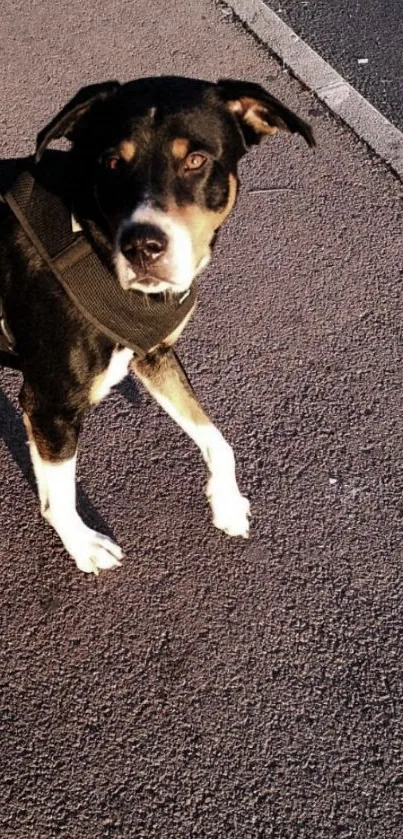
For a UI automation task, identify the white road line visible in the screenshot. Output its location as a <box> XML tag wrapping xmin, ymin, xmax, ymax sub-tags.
<box><xmin>223</xmin><ymin>0</ymin><xmax>403</xmax><ymax>181</ymax></box>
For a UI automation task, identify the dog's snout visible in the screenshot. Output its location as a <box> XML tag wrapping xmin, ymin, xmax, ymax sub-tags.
<box><xmin>120</xmin><ymin>223</ymin><xmax>168</xmax><ymax>264</ymax></box>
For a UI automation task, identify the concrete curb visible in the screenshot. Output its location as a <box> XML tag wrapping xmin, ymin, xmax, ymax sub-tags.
<box><xmin>222</xmin><ymin>0</ymin><xmax>403</xmax><ymax>181</ymax></box>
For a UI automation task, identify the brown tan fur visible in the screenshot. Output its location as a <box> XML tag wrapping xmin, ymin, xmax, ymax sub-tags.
<box><xmin>133</xmin><ymin>348</ymin><xmax>210</xmax><ymax>427</ymax></box>
<box><xmin>23</xmin><ymin>411</ymin><xmax>54</xmax><ymax>462</ymax></box>
<box><xmin>169</xmin><ymin>173</ymin><xmax>238</xmax><ymax>268</ymax></box>
<box><xmin>119</xmin><ymin>140</ymin><xmax>137</xmax><ymax>161</ymax></box>
<box><xmin>227</xmin><ymin>98</ymin><xmax>280</xmax><ymax>136</ymax></box>
<box><xmin>171</xmin><ymin>137</ymin><xmax>190</xmax><ymax>160</ymax></box>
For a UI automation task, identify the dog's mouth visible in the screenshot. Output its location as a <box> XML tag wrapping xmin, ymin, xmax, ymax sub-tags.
<box><xmin>116</xmin><ymin>257</ymin><xmax>188</xmax><ymax>295</ymax></box>
<box><xmin>137</xmin><ymin>274</ymin><xmax>165</xmax><ymax>288</ymax></box>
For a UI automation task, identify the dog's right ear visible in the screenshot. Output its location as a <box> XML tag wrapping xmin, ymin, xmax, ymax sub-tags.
<box><xmin>35</xmin><ymin>81</ymin><xmax>121</xmax><ymax>162</ymax></box>
<box><xmin>217</xmin><ymin>79</ymin><xmax>315</xmax><ymax>150</ymax></box>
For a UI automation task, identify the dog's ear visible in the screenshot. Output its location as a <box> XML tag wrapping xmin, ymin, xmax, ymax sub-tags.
<box><xmin>217</xmin><ymin>79</ymin><xmax>315</xmax><ymax>149</ymax></box>
<box><xmin>35</xmin><ymin>81</ymin><xmax>121</xmax><ymax>162</ymax></box>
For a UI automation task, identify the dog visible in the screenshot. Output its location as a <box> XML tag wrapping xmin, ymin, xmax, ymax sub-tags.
<box><xmin>0</xmin><ymin>76</ymin><xmax>314</xmax><ymax>573</ymax></box>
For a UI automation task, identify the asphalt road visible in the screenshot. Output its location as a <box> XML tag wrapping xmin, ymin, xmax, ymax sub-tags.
<box><xmin>1</xmin><ymin>1</ymin><xmax>403</xmax><ymax>837</ymax></box>
<box><xmin>267</xmin><ymin>0</ymin><xmax>403</xmax><ymax>132</ymax></box>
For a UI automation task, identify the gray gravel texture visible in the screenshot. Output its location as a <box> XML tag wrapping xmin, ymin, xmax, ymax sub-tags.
<box><xmin>265</xmin><ymin>0</ymin><xmax>403</xmax><ymax>132</ymax></box>
<box><xmin>1</xmin><ymin>1</ymin><xmax>403</xmax><ymax>838</ymax></box>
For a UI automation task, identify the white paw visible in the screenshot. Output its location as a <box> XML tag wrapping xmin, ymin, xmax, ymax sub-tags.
<box><xmin>65</xmin><ymin>527</ymin><xmax>124</xmax><ymax>575</ymax></box>
<box><xmin>207</xmin><ymin>479</ymin><xmax>251</xmax><ymax>538</ymax></box>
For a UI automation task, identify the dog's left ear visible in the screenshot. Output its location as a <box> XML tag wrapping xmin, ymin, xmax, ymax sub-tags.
<box><xmin>217</xmin><ymin>79</ymin><xmax>315</xmax><ymax>149</ymax></box>
<box><xmin>35</xmin><ymin>81</ymin><xmax>121</xmax><ymax>162</ymax></box>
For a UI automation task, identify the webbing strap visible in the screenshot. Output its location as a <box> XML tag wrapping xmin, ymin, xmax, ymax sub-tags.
<box><xmin>2</xmin><ymin>156</ymin><xmax>197</xmax><ymax>358</ymax></box>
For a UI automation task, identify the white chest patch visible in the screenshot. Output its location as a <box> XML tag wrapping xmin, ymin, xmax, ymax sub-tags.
<box><xmin>90</xmin><ymin>347</ymin><xmax>134</xmax><ymax>405</ymax></box>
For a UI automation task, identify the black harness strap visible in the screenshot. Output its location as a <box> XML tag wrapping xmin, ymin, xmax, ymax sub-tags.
<box><xmin>1</xmin><ymin>154</ymin><xmax>197</xmax><ymax>362</ymax></box>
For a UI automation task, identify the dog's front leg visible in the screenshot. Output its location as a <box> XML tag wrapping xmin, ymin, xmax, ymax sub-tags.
<box><xmin>21</xmin><ymin>406</ymin><xmax>123</xmax><ymax>574</ymax></box>
<box><xmin>132</xmin><ymin>349</ymin><xmax>250</xmax><ymax>537</ymax></box>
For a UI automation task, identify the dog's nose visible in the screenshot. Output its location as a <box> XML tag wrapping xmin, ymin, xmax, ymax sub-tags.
<box><xmin>120</xmin><ymin>223</ymin><xmax>168</xmax><ymax>264</ymax></box>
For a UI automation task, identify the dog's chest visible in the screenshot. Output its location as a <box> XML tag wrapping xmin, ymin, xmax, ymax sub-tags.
<box><xmin>89</xmin><ymin>347</ymin><xmax>134</xmax><ymax>404</ymax></box>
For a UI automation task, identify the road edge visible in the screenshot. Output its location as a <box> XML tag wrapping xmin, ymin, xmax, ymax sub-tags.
<box><xmin>222</xmin><ymin>0</ymin><xmax>403</xmax><ymax>181</ymax></box>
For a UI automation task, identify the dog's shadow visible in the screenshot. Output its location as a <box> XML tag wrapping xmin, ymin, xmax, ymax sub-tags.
<box><xmin>116</xmin><ymin>373</ymin><xmax>141</xmax><ymax>407</ymax></box>
<box><xmin>0</xmin><ymin>376</ymin><xmax>140</xmax><ymax>539</ymax></box>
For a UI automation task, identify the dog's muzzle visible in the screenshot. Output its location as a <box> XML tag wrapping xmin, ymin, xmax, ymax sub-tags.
<box><xmin>115</xmin><ymin>204</ymin><xmax>196</xmax><ymax>293</ymax></box>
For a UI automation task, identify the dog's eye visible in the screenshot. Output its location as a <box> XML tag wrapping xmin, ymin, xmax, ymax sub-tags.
<box><xmin>184</xmin><ymin>152</ymin><xmax>208</xmax><ymax>172</ymax></box>
<box><xmin>102</xmin><ymin>153</ymin><xmax>121</xmax><ymax>172</ymax></box>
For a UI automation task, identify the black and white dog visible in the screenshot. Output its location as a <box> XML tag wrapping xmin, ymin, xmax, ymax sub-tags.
<box><xmin>0</xmin><ymin>77</ymin><xmax>314</xmax><ymax>573</ymax></box>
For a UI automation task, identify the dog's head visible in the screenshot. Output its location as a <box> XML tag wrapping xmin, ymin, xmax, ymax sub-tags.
<box><xmin>36</xmin><ymin>77</ymin><xmax>315</xmax><ymax>295</ymax></box>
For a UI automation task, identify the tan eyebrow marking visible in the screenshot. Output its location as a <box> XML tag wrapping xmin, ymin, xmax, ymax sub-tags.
<box><xmin>171</xmin><ymin>137</ymin><xmax>190</xmax><ymax>160</ymax></box>
<box><xmin>119</xmin><ymin>140</ymin><xmax>137</xmax><ymax>162</ymax></box>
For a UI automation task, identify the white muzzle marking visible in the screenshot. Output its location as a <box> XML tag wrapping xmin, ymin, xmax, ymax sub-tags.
<box><xmin>115</xmin><ymin>203</ymin><xmax>195</xmax><ymax>294</ymax></box>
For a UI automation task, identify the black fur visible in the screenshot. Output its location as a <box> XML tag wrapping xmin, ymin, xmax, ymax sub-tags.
<box><xmin>1</xmin><ymin>76</ymin><xmax>314</xmax><ymax>464</ymax></box>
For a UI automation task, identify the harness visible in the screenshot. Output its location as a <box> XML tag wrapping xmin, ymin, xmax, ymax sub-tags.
<box><xmin>0</xmin><ymin>153</ymin><xmax>197</xmax><ymax>365</ymax></box>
